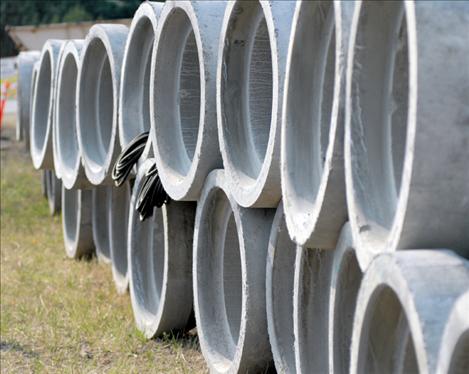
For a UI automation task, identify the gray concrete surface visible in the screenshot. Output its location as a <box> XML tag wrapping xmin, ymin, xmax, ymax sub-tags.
<box><xmin>217</xmin><ymin>0</ymin><xmax>295</xmax><ymax>208</ymax></box>
<box><xmin>150</xmin><ymin>0</ymin><xmax>224</xmax><ymax>201</ymax></box>
<box><xmin>91</xmin><ymin>185</ymin><xmax>112</xmax><ymax>264</ymax></box>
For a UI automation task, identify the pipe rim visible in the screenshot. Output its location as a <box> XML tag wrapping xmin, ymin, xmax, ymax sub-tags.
<box><xmin>77</xmin><ymin>24</ymin><xmax>128</xmax><ymax>186</ymax></box>
<box><xmin>119</xmin><ymin>2</ymin><xmax>162</xmax><ymax>148</ymax></box>
<box><xmin>216</xmin><ymin>0</ymin><xmax>281</xmax><ymax>207</ymax></box>
<box><xmin>30</xmin><ymin>40</ymin><xmax>64</xmax><ymax>170</ymax></box>
<box><xmin>54</xmin><ymin>40</ymin><xmax>85</xmax><ymax>189</ymax></box>
<box><xmin>150</xmin><ymin>1</ymin><xmax>206</xmax><ymax>200</ymax></box>
<box><xmin>265</xmin><ymin>202</ymin><xmax>296</xmax><ymax>373</ymax></box>
<box><xmin>193</xmin><ymin>170</ymin><xmax>250</xmax><ymax>373</ymax></box>
<box><xmin>345</xmin><ymin>0</ymin><xmax>417</xmax><ymax>261</ymax></box>
<box><xmin>281</xmin><ymin>1</ymin><xmax>346</xmax><ymax>246</ymax></box>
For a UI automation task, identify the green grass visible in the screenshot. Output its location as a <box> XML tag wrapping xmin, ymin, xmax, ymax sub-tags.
<box><xmin>0</xmin><ymin>119</ymin><xmax>206</xmax><ymax>373</ymax></box>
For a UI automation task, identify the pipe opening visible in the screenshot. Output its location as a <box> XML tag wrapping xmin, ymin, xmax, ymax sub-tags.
<box><xmin>57</xmin><ymin>54</ymin><xmax>79</xmax><ymax>172</ymax></box>
<box><xmin>223</xmin><ymin>214</ymin><xmax>242</xmax><ymax>344</ymax></box>
<box><xmin>284</xmin><ymin>1</ymin><xmax>335</xmax><ymax>211</ymax></box>
<box><xmin>63</xmin><ymin>188</ymin><xmax>78</xmax><ymax>245</ymax></box>
<box><xmin>449</xmin><ymin>331</ymin><xmax>469</xmax><ymax>374</ymax></box>
<box><xmin>121</xmin><ymin>18</ymin><xmax>154</xmax><ymax>145</ymax></box>
<box><xmin>196</xmin><ymin>190</ymin><xmax>243</xmax><ymax>368</ymax></box>
<box><xmin>153</xmin><ymin>8</ymin><xmax>201</xmax><ymax>176</ymax></box>
<box><xmin>92</xmin><ymin>185</ymin><xmax>111</xmax><ymax>260</ymax></box>
<box><xmin>332</xmin><ymin>251</ymin><xmax>362</xmax><ymax>373</ymax></box>
<box><xmin>350</xmin><ymin>2</ymin><xmax>408</xmax><ymax>238</ymax></box>
<box><xmin>358</xmin><ymin>286</ymin><xmax>418</xmax><ymax>373</ymax></box>
<box><xmin>220</xmin><ymin>1</ymin><xmax>273</xmax><ymax>182</ymax></box>
<box><xmin>33</xmin><ymin>52</ymin><xmax>52</xmax><ymax>154</ymax></box>
<box><xmin>79</xmin><ymin>39</ymin><xmax>114</xmax><ymax>169</ymax></box>
<box><xmin>133</xmin><ymin>206</ymin><xmax>165</xmax><ymax>317</ymax></box>
<box><xmin>110</xmin><ymin>184</ymin><xmax>131</xmax><ymax>282</ymax></box>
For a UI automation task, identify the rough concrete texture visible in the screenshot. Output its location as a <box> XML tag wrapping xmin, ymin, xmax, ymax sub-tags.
<box><xmin>327</xmin><ymin>222</ymin><xmax>368</xmax><ymax>374</ymax></box>
<box><xmin>109</xmin><ymin>182</ymin><xmax>131</xmax><ymax>294</ymax></box>
<box><xmin>53</xmin><ymin>40</ymin><xmax>89</xmax><ymax>189</ymax></box>
<box><xmin>91</xmin><ymin>185</ymin><xmax>112</xmax><ymax>264</ymax></box>
<box><xmin>45</xmin><ymin>169</ymin><xmax>62</xmax><ymax>216</ymax></box>
<box><xmin>217</xmin><ymin>0</ymin><xmax>295</xmax><ymax>208</ymax></box>
<box><xmin>150</xmin><ymin>0</ymin><xmax>224</xmax><ymax>201</ymax></box>
<box><xmin>265</xmin><ymin>202</ymin><xmax>297</xmax><ymax>374</ymax></box>
<box><xmin>350</xmin><ymin>251</ymin><xmax>469</xmax><ymax>374</ymax></box>
<box><xmin>128</xmin><ymin>159</ymin><xmax>196</xmax><ymax>338</ymax></box>
<box><xmin>437</xmin><ymin>290</ymin><xmax>469</xmax><ymax>374</ymax></box>
<box><xmin>193</xmin><ymin>169</ymin><xmax>275</xmax><ymax>373</ymax></box>
<box><xmin>281</xmin><ymin>1</ymin><xmax>354</xmax><ymax>249</ymax></box>
<box><xmin>16</xmin><ymin>51</ymin><xmax>40</xmax><ymax>147</ymax></box>
<box><xmin>345</xmin><ymin>1</ymin><xmax>469</xmax><ymax>262</ymax></box>
<box><xmin>76</xmin><ymin>24</ymin><xmax>129</xmax><ymax>186</ymax></box>
<box><xmin>119</xmin><ymin>2</ymin><xmax>162</xmax><ymax>150</ymax></box>
<box><xmin>30</xmin><ymin>40</ymin><xmax>66</xmax><ymax>170</ymax></box>
<box><xmin>61</xmin><ymin>186</ymin><xmax>94</xmax><ymax>259</ymax></box>
<box><xmin>293</xmin><ymin>246</ymin><xmax>334</xmax><ymax>374</ymax></box>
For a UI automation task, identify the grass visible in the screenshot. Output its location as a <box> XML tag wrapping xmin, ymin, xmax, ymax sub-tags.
<box><xmin>0</xmin><ymin>116</ymin><xmax>207</xmax><ymax>373</ymax></box>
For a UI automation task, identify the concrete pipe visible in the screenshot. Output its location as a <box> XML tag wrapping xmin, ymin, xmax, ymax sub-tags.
<box><xmin>265</xmin><ymin>202</ymin><xmax>297</xmax><ymax>373</ymax></box>
<box><xmin>350</xmin><ymin>251</ymin><xmax>469</xmax><ymax>374</ymax></box>
<box><xmin>345</xmin><ymin>1</ymin><xmax>469</xmax><ymax>263</ymax></box>
<box><xmin>29</xmin><ymin>62</ymin><xmax>40</xmax><ymax>154</ymax></box>
<box><xmin>77</xmin><ymin>24</ymin><xmax>128</xmax><ymax>186</ymax></box>
<box><xmin>109</xmin><ymin>182</ymin><xmax>131</xmax><ymax>294</ymax></box>
<box><xmin>327</xmin><ymin>222</ymin><xmax>371</xmax><ymax>374</ymax></box>
<box><xmin>193</xmin><ymin>170</ymin><xmax>275</xmax><ymax>373</ymax></box>
<box><xmin>150</xmin><ymin>0</ymin><xmax>224</xmax><ymax>201</ymax></box>
<box><xmin>281</xmin><ymin>1</ymin><xmax>354</xmax><ymax>249</ymax></box>
<box><xmin>217</xmin><ymin>1</ymin><xmax>296</xmax><ymax>208</ymax></box>
<box><xmin>437</xmin><ymin>291</ymin><xmax>469</xmax><ymax>374</ymax></box>
<box><xmin>293</xmin><ymin>246</ymin><xmax>334</xmax><ymax>373</ymax></box>
<box><xmin>92</xmin><ymin>185</ymin><xmax>112</xmax><ymax>264</ymax></box>
<box><xmin>62</xmin><ymin>186</ymin><xmax>94</xmax><ymax>259</ymax></box>
<box><xmin>119</xmin><ymin>2</ymin><xmax>162</xmax><ymax>152</ymax></box>
<box><xmin>41</xmin><ymin>170</ymin><xmax>47</xmax><ymax>199</ymax></box>
<box><xmin>46</xmin><ymin>169</ymin><xmax>62</xmax><ymax>216</ymax></box>
<box><xmin>30</xmin><ymin>40</ymin><xmax>65</xmax><ymax>170</ymax></box>
<box><xmin>129</xmin><ymin>159</ymin><xmax>196</xmax><ymax>338</ymax></box>
<box><xmin>53</xmin><ymin>40</ymin><xmax>89</xmax><ymax>189</ymax></box>
<box><xmin>16</xmin><ymin>51</ymin><xmax>40</xmax><ymax>147</ymax></box>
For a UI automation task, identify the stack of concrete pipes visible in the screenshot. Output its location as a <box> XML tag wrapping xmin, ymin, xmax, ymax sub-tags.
<box><xmin>17</xmin><ymin>1</ymin><xmax>468</xmax><ymax>373</ymax></box>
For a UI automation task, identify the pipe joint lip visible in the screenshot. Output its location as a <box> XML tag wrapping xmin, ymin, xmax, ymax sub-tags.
<box><xmin>77</xmin><ymin>24</ymin><xmax>129</xmax><ymax>186</ymax></box>
<box><xmin>150</xmin><ymin>0</ymin><xmax>225</xmax><ymax>201</ymax></box>
<box><xmin>281</xmin><ymin>1</ymin><xmax>353</xmax><ymax>249</ymax></box>
<box><xmin>350</xmin><ymin>250</ymin><xmax>469</xmax><ymax>374</ymax></box>
<box><xmin>119</xmin><ymin>1</ymin><xmax>163</xmax><ymax>150</ymax></box>
<box><xmin>31</xmin><ymin>39</ymin><xmax>66</xmax><ymax>170</ymax></box>
<box><xmin>54</xmin><ymin>40</ymin><xmax>89</xmax><ymax>189</ymax></box>
<box><xmin>193</xmin><ymin>169</ymin><xmax>275</xmax><ymax>373</ymax></box>
<box><xmin>216</xmin><ymin>0</ymin><xmax>296</xmax><ymax>208</ymax></box>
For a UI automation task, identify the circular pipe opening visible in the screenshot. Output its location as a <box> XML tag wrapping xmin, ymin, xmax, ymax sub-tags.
<box><xmin>153</xmin><ymin>8</ymin><xmax>201</xmax><ymax>177</ymax></box>
<box><xmin>57</xmin><ymin>53</ymin><xmax>79</xmax><ymax>173</ymax></box>
<box><xmin>92</xmin><ymin>185</ymin><xmax>111</xmax><ymax>261</ymax></box>
<box><xmin>283</xmin><ymin>1</ymin><xmax>335</xmax><ymax>216</ymax></box>
<box><xmin>266</xmin><ymin>211</ymin><xmax>296</xmax><ymax>372</ymax></box>
<box><xmin>110</xmin><ymin>183</ymin><xmax>131</xmax><ymax>291</ymax></box>
<box><xmin>120</xmin><ymin>18</ymin><xmax>154</xmax><ymax>146</ymax></box>
<box><xmin>132</xmin><ymin>206</ymin><xmax>165</xmax><ymax>318</ymax></box>
<box><xmin>63</xmin><ymin>187</ymin><xmax>78</xmax><ymax>247</ymax></box>
<box><xmin>196</xmin><ymin>190</ymin><xmax>243</xmax><ymax>368</ymax></box>
<box><xmin>32</xmin><ymin>52</ymin><xmax>52</xmax><ymax>156</ymax></box>
<box><xmin>357</xmin><ymin>286</ymin><xmax>418</xmax><ymax>373</ymax></box>
<box><xmin>348</xmin><ymin>2</ymin><xmax>409</xmax><ymax>241</ymax></box>
<box><xmin>79</xmin><ymin>39</ymin><xmax>114</xmax><ymax>169</ymax></box>
<box><xmin>220</xmin><ymin>1</ymin><xmax>273</xmax><ymax>183</ymax></box>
